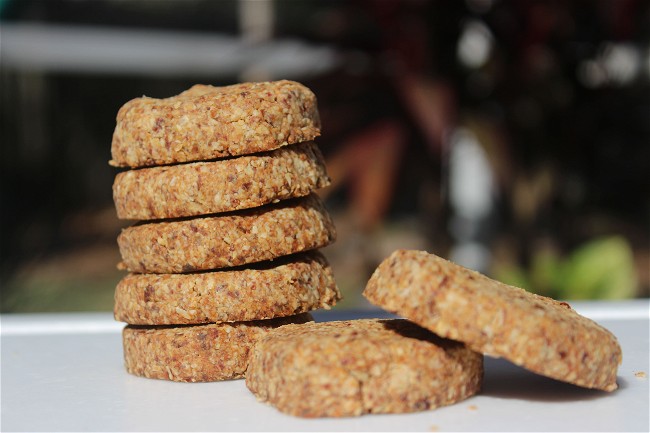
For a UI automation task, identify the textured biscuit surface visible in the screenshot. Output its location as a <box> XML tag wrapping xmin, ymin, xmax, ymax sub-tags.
<box><xmin>246</xmin><ymin>319</ymin><xmax>483</xmax><ymax>417</ymax></box>
<box><xmin>110</xmin><ymin>80</ymin><xmax>320</xmax><ymax>168</ymax></box>
<box><xmin>123</xmin><ymin>313</ymin><xmax>312</xmax><ymax>382</ymax></box>
<box><xmin>114</xmin><ymin>252</ymin><xmax>340</xmax><ymax>325</ymax></box>
<box><xmin>117</xmin><ymin>194</ymin><xmax>336</xmax><ymax>273</ymax></box>
<box><xmin>113</xmin><ymin>141</ymin><xmax>330</xmax><ymax>220</ymax></box>
<box><xmin>363</xmin><ymin>249</ymin><xmax>622</xmax><ymax>392</ymax></box>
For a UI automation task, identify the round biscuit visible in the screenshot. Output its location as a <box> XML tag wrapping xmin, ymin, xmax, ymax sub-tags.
<box><xmin>110</xmin><ymin>80</ymin><xmax>320</xmax><ymax>168</ymax></box>
<box><xmin>246</xmin><ymin>319</ymin><xmax>483</xmax><ymax>417</ymax></box>
<box><xmin>363</xmin><ymin>249</ymin><xmax>622</xmax><ymax>392</ymax></box>
<box><xmin>114</xmin><ymin>252</ymin><xmax>340</xmax><ymax>325</ymax></box>
<box><xmin>113</xmin><ymin>142</ymin><xmax>330</xmax><ymax>220</ymax></box>
<box><xmin>117</xmin><ymin>194</ymin><xmax>336</xmax><ymax>274</ymax></box>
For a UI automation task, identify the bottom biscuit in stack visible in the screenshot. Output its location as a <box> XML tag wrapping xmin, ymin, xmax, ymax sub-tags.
<box><xmin>124</xmin><ymin>313</ymin><xmax>313</xmax><ymax>382</ymax></box>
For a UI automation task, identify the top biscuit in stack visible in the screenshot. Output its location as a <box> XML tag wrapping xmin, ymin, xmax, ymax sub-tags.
<box><xmin>111</xmin><ymin>81</ymin><xmax>340</xmax><ymax>382</ymax></box>
<box><xmin>110</xmin><ymin>80</ymin><xmax>321</xmax><ymax>168</ymax></box>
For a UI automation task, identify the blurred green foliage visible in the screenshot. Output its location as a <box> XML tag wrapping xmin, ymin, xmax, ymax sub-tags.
<box><xmin>1</xmin><ymin>275</ymin><xmax>120</xmax><ymax>312</ymax></box>
<box><xmin>494</xmin><ymin>236</ymin><xmax>638</xmax><ymax>300</ymax></box>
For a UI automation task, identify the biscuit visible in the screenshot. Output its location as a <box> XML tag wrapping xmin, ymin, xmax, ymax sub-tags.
<box><xmin>113</xmin><ymin>141</ymin><xmax>330</xmax><ymax>220</ymax></box>
<box><xmin>363</xmin><ymin>249</ymin><xmax>622</xmax><ymax>392</ymax></box>
<box><xmin>246</xmin><ymin>319</ymin><xmax>482</xmax><ymax>417</ymax></box>
<box><xmin>110</xmin><ymin>80</ymin><xmax>321</xmax><ymax>168</ymax></box>
<box><xmin>122</xmin><ymin>313</ymin><xmax>312</xmax><ymax>382</ymax></box>
<box><xmin>114</xmin><ymin>251</ymin><xmax>340</xmax><ymax>325</ymax></box>
<box><xmin>117</xmin><ymin>194</ymin><xmax>336</xmax><ymax>273</ymax></box>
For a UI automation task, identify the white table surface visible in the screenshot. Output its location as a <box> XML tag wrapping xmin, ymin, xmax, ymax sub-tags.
<box><xmin>1</xmin><ymin>299</ymin><xmax>648</xmax><ymax>432</ymax></box>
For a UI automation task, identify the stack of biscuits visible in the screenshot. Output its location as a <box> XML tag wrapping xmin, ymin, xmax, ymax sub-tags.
<box><xmin>109</xmin><ymin>80</ymin><xmax>340</xmax><ymax>382</ymax></box>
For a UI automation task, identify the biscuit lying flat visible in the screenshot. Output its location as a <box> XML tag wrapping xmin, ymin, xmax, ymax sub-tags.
<box><xmin>246</xmin><ymin>319</ymin><xmax>483</xmax><ymax>417</ymax></box>
<box><xmin>117</xmin><ymin>194</ymin><xmax>336</xmax><ymax>273</ymax></box>
<box><xmin>123</xmin><ymin>313</ymin><xmax>312</xmax><ymax>382</ymax></box>
<box><xmin>114</xmin><ymin>252</ymin><xmax>340</xmax><ymax>325</ymax></box>
<box><xmin>364</xmin><ymin>249</ymin><xmax>622</xmax><ymax>392</ymax></box>
<box><xmin>110</xmin><ymin>80</ymin><xmax>320</xmax><ymax>168</ymax></box>
<box><xmin>113</xmin><ymin>142</ymin><xmax>330</xmax><ymax>220</ymax></box>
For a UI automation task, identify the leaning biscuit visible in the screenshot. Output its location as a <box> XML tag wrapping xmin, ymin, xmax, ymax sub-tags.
<box><xmin>246</xmin><ymin>319</ymin><xmax>483</xmax><ymax>418</ymax></box>
<box><xmin>110</xmin><ymin>80</ymin><xmax>321</xmax><ymax>168</ymax></box>
<box><xmin>114</xmin><ymin>251</ymin><xmax>340</xmax><ymax>325</ymax></box>
<box><xmin>123</xmin><ymin>313</ymin><xmax>312</xmax><ymax>382</ymax></box>
<box><xmin>363</xmin><ymin>249</ymin><xmax>622</xmax><ymax>392</ymax></box>
<box><xmin>113</xmin><ymin>141</ymin><xmax>330</xmax><ymax>220</ymax></box>
<box><xmin>117</xmin><ymin>194</ymin><xmax>335</xmax><ymax>274</ymax></box>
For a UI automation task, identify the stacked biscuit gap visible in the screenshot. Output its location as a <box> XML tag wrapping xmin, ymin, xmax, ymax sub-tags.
<box><xmin>110</xmin><ymin>80</ymin><xmax>340</xmax><ymax>382</ymax></box>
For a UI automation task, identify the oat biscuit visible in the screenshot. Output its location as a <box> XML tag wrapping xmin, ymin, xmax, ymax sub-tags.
<box><xmin>123</xmin><ymin>313</ymin><xmax>312</xmax><ymax>382</ymax></box>
<box><xmin>117</xmin><ymin>194</ymin><xmax>335</xmax><ymax>273</ymax></box>
<box><xmin>246</xmin><ymin>319</ymin><xmax>483</xmax><ymax>417</ymax></box>
<box><xmin>114</xmin><ymin>252</ymin><xmax>340</xmax><ymax>325</ymax></box>
<box><xmin>110</xmin><ymin>80</ymin><xmax>321</xmax><ymax>168</ymax></box>
<box><xmin>363</xmin><ymin>249</ymin><xmax>622</xmax><ymax>392</ymax></box>
<box><xmin>113</xmin><ymin>142</ymin><xmax>330</xmax><ymax>220</ymax></box>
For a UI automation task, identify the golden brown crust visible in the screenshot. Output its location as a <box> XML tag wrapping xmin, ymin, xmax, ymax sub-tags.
<box><xmin>122</xmin><ymin>313</ymin><xmax>313</xmax><ymax>382</ymax></box>
<box><xmin>117</xmin><ymin>194</ymin><xmax>336</xmax><ymax>273</ymax></box>
<box><xmin>114</xmin><ymin>251</ymin><xmax>340</xmax><ymax>325</ymax></box>
<box><xmin>245</xmin><ymin>319</ymin><xmax>483</xmax><ymax>417</ymax></box>
<box><xmin>363</xmin><ymin>249</ymin><xmax>622</xmax><ymax>392</ymax></box>
<box><xmin>113</xmin><ymin>142</ymin><xmax>330</xmax><ymax>220</ymax></box>
<box><xmin>110</xmin><ymin>80</ymin><xmax>321</xmax><ymax>168</ymax></box>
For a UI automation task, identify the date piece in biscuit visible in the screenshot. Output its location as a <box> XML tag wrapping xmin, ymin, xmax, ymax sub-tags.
<box><xmin>114</xmin><ymin>251</ymin><xmax>340</xmax><ymax>325</ymax></box>
<box><xmin>123</xmin><ymin>313</ymin><xmax>312</xmax><ymax>382</ymax></box>
<box><xmin>110</xmin><ymin>80</ymin><xmax>321</xmax><ymax>168</ymax></box>
<box><xmin>117</xmin><ymin>194</ymin><xmax>335</xmax><ymax>273</ymax></box>
<box><xmin>246</xmin><ymin>319</ymin><xmax>483</xmax><ymax>417</ymax></box>
<box><xmin>364</xmin><ymin>249</ymin><xmax>622</xmax><ymax>392</ymax></box>
<box><xmin>113</xmin><ymin>141</ymin><xmax>330</xmax><ymax>220</ymax></box>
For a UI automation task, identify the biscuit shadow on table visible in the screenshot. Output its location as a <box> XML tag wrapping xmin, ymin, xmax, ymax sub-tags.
<box><xmin>311</xmin><ymin>309</ymin><xmax>399</xmax><ymax>322</ymax></box>
<box><xmin>481</xmin><ymin>357</ymin><xmax>624</xmax><ymax>402</ymax></box>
